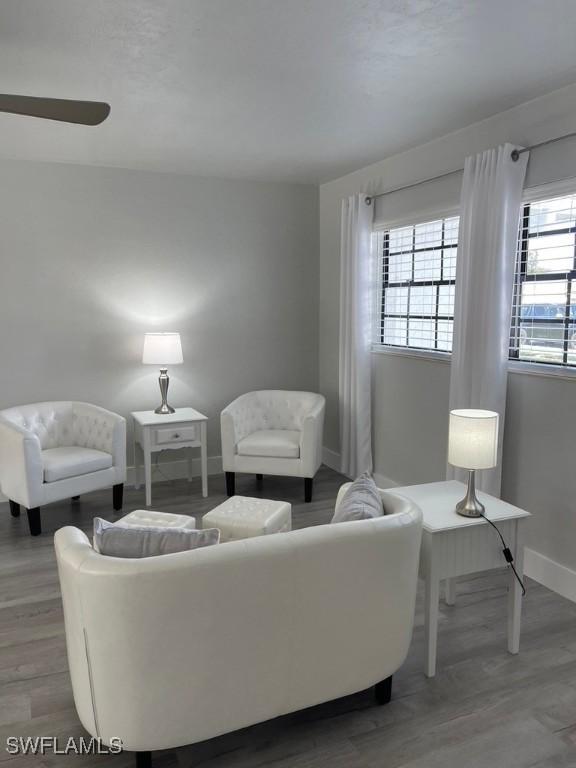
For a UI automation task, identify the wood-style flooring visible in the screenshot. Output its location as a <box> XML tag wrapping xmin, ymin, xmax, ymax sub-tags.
<box><xmin>1</xmin><ymin>466</ymin><xmax>576</xmax><ymax>768</ymax></box>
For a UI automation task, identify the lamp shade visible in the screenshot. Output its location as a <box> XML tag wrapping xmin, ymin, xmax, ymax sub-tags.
<box><xmin>448</xmin><ymin>409</ymin><xmax>499</xmax><ymax>470</ymax></box>
<box><xmin>142</xmin><ymin>333</ymin><xmax>183</xmax><ymax>365</ymax></box>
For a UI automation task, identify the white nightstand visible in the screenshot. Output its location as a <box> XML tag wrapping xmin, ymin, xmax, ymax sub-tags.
<box><xmin>394</xmin><ymin>480</ymin><xmax>530</xmax><ymax>678</ymax></box>
<box><xmin>132</xmin><ymin>408</ymin><xmax>208</xmax><ymax>506</ymax></box>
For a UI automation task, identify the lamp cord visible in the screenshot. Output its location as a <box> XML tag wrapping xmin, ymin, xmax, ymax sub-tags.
<box><xmin>480</xmin><ymin>513</ymin><xmax>526</xmax><ymax>597</ymax></box>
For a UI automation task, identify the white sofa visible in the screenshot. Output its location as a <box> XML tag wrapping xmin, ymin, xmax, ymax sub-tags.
<box><xmin>0</xmin><ymin>402</ymin><xmax>126</xmax><ymax>536</ymax></box>
<box><xmin>55</xmin><ymin>489</ymin><xmax>422</xmax><ymax>767</ymax></box>
<box><xmin>221</xmin><ymin>390</ymin><xmax>325</xmax><ymax>501</ymax></box>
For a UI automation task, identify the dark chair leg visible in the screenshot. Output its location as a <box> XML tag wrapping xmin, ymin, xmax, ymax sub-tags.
<box><xmin>135</xmin><ymin>752</ymin><xmax>151</xmax><ymax>768</ymax></box>
<box><xmin>304</xmin><ymin>477</ymin><xmax>313</xmax><ymax>503</ymax></box>
<box><xmin>113</xmin><ymin>483</ymin><xmax>124</xmax><ymax>512</ymax></box>
<box><xmin>375</xmin><ymin>675</ymin><xmax>392</xmax><ymax>705</ymax></box>
<box><xmin>225</xmin><ymin>472</ymin><xmax>235</xmax><ymax>497</ymax></box>
<box><xmin>26</xmin><ymin>508</ymin><xmax>41</xmax><ymax>536</ymax></box>
<box><xmin>9</xmin><ymin>500</ymin><xmax>20</xmax><ymax>518</ymax></box>
<box><xmin>256</xmin><ymin>474</ymin><xmax>263</xmax><ymax>491</ymax></box>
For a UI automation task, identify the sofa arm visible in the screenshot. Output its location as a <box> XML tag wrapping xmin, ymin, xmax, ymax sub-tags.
<box><xmin>0</xmin><ymin>419</ymin><xmax>43</xmax><ymax>508</ymax></box>
<box><xmin>300</xmin><ymin>397</ymin><xmax>326</xmax><ymax>478</ymax></box>
<box><xmin>73</xmin><ymin>404</ymin><xmax>126</xmax><ymax>478</ymax></box>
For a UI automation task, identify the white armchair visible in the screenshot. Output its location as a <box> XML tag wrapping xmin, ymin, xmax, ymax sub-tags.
<box><xmin>221</xmin><ymin>390</ymin><xmax>325</xmax><ymax>502</ymax></box>
<box><xmin>0</xmin><ymin>402</ymin><xmax>126</xmax><ymax>536</ymax></box>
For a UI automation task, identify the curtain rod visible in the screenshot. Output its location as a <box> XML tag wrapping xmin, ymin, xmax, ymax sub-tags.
<box><xmin>365</xmin><ymin>128</ymin><xmax>576</xmax><ymax>204</ymax></box>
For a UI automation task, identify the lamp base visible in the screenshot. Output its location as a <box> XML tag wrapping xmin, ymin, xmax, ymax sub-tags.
<box><xmin>154</xmin><ymin>368</ymin><xmax>175</xmax><ymax>415</ymax></box>
<box><xmin>154</xmin><ymin>403</ymin><xmax>175</xmax><ymax>415</ymax></box>
<box><xmin>455</xmin><ymin>470</ymin><xmax>485</xmax><ymax>518</ymax></box>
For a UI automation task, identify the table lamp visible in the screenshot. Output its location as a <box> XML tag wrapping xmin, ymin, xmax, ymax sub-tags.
<box><xmin>142</xmin><ymin>332</ymin><xmax>183</xmax><ymax>414</ymax></box>
<box><xmin>448</xmin><ymin>409</ymin><xmax>499</xmax><ymax>517</ymax></box>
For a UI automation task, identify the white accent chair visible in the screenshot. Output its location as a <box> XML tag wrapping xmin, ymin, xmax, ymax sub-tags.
<box><xmin>55</xmin><ymin>490</ymin><xmax>422</xmax><ymax>767</ymax></box>
<box><xmin>0</xmin><ymin>402</ymin><xmax>126</xmax><ymax>536</ymax></box>
<box><xmin>221</xmin><ymin>390</ymin><xmax>325</xmax><ymax>502</ymax></box>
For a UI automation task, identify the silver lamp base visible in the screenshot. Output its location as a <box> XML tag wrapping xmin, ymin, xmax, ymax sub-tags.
<box><xmin>154</xmin><ymin>368</ymin><xmax>175</xmax><ymax>415</ymax></box>
<box><xmin>455</xmin><ymin>469</ymin><xmax>485</xmax><ymax>518</ymax></box>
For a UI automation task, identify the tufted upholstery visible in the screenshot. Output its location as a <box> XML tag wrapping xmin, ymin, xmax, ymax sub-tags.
<box><xmin>0</xmin><ymin>402</ymin><xmax>126</xmax><ymax>511</ymax></box>
<box><xmin>0</xmin><ymin>402</ymin><xmax>120</xmax><ymax>454</ymax></box>
<box><xmin>221</xmin><ymin>391</ymin><xmax>325</xmax><ymax>480</ymax></box>
<box><xmin>54</xmin><ymin>491</ymin><xmax>422</xmax><ymax>753</ymax></box>
<box><xmin>202</xmin><ymin>495</ymin><xmax>292</xmax><ymax>541</ymax></box>
<box><xmin>224</xmin><ymin>391</ymin><xmax>322</xmax><ymax>444</ymax></box>
<box><xmin>117</xmin><ymin>510</ymin><xmax>198</xmax><ymax>530</ymax></box>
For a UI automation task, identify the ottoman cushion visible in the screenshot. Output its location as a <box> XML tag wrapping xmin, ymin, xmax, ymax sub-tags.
<box><xmin>202</xmin><ymin>496</ymin><xmax>292</xmax><ymax>541</ymax></box>
<box><xmin>117</xmin><ymin>509</ymin><xmax>197</xmax><ymax>530</ymax></box>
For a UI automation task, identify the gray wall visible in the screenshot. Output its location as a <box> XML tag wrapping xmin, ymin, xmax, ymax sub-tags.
<box><xmin>371</xmin><ymin>353</ymin><xmax>450</xmax><ymax>487</ymax></box>
<box><xmin>0</xmin><ymin>158</ymin><xmax>319</xmax><ymax>465</ymax></box>
<box><xmin>319</xmin><ymin>82</ymin><xmax>576</xmax><ymax>574</ymax></box>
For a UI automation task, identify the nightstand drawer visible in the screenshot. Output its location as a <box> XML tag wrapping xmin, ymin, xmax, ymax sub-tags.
<box><xmin>154</xmin><ymin>425</ymin><xmax>197</xmax><ymax>445</ymax></box>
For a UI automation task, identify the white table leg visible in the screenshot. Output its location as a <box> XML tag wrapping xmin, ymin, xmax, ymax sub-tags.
<box><xmin>143</xmin><ymin>432</ymin><xmax>152</xmax><ymax>506</ymax></box>
<box><xmin>445</xmin><ymin>577</ymin><xmax>456</xmax><ymax>606</ymax></box>
<box><xmin>134</xmin><ymin>439</ymin><xmax>141</xmax><ymax>490</ymax></box>
<box><xmin>424</xmin><ymin>554</ymin><xmax>440</xmax><ymax>678</ymax></box>
<box><xmin>508</xmin><ymin>521</ymin><xmax>524</xmax><ymax>654</ymax></box>
<box><xmin>200</xmin><ymin>421</ymin><xmax>208</xmax><ymax>498</ymax></box>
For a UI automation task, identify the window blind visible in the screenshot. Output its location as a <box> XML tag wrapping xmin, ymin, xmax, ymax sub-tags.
<box><xmin>510</xmin><ymin>192</ymin><xmax>576</xmax><ymax>367</ymax></box>
<box><xmin>375</xmin><ymin>215</ymin><xmax>459</xmax><ymax>352</ymax></box>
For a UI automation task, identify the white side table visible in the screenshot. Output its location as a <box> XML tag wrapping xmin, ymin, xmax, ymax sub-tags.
<box><xmin>394</xmin><ymin>480</ymin><xmax>530</xmax><ymax>678</ymax></box>
<box><xmin>132</xmin><ymin>408</ymin><xmax>208</xmax><ymax>506</ymax></box>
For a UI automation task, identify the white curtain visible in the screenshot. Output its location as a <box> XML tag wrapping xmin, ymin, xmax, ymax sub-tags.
<box><xmin>339</xmin><ymin>193</ymin><xmax>374</xmax><ymax>478</ymax></box>
<box><xmin>448</xmin><ymin>143</ymin><xmax>529</xmax><ymax>495</ymax></box>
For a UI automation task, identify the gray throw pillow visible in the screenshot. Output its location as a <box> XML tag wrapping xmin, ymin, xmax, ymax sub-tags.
<box><xmin>331</xmin><ymin>472</ymin><xmax>384</xmax><ymax>523</ymax></box>
<box><xmin>93</xmin><ymin>517</ymin><xmax>220</xmax><ymax>558</ymax></box>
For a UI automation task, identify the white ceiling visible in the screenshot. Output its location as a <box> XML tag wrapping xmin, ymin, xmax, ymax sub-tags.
<box><xmin>1</xmin><ymin>0</ymin><xmax>576</xmax><ymax>184</ymax></box>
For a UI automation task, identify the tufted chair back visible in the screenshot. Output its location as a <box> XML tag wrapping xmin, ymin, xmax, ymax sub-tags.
<box><xmin>227</xmin><ymin>390</ymin><xmax>323</xmax><ymax>444</ymax></box>
<box><xmin>1</xmin><ymin>402</ymin><xmax>76</xmax><ymax>449</ymax></box>
<box><xmin>0</xmin><ymin>402</ymin><xmax>119</xmax><ymax>455</ymax></box>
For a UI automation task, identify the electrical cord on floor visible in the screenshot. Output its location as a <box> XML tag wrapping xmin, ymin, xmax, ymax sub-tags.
<box><xmin>480</xmin><ymin>512</ymin><xmax>526</xmax><ymax>597</ymax></box>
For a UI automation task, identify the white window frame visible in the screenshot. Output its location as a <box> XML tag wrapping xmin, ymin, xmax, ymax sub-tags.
<box><xmin>508</xmin><ymin>178</ymin><xmax>576</xmax><ymax>380</ymax></box>
<box><xmin>372</xmin><ymin>208</ymin><xmax>459</xmax><ymax>361</ymax></box>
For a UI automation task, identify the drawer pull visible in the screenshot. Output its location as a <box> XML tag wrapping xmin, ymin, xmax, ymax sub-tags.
<box><xmin>155</xmin><ymin>425</ymin><xmax>196</xmax><ymax>444</ymax></box>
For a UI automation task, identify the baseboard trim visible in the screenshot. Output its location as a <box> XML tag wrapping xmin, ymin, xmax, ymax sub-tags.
<box><xmin>372</xmin><ymin>473</ymin><xmax>399</xmax><ymax>489</ymax></box>
<box><xmin>322</xmin><ymin>446</ymin><xmax>341</xmax><ymax>473</ymax></box>
<box><xmin>524</xmin><ymin>547</ymin><xmax>576</xmax><ymax>604</ymax></box>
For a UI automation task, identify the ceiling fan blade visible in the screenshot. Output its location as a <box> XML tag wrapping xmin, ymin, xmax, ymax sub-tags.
<box><xmin>0</xmin><ymin>95</ymin><xmax>110</xmax><ymax>125</ymax></box>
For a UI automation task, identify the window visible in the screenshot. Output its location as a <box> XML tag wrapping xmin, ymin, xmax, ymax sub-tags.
<box><xmin>375</xmin><ymin>216</ymin><xmax>459</xmax><ymax>352</ymax></box>
<box><xmin>510</xmin><ymin>193</ymin><xmax>576</xmax><ymax>367</ymax></box>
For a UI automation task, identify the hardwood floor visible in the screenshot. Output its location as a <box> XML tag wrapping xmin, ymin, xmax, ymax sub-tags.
<box><xmin>1</xmin><ymin>466</ymin><xmax>576</xmax><ymax>767</ymax></box>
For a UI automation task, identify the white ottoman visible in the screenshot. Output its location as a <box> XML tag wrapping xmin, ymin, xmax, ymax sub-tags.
<box><xmin>116</xmin><ymin>509</ymin><xmax>197</xmax><ymax>530</ymax></box>
<box><xmin>202</xmin><ymin>496</ymin><xmax>292</xmax><ymax>542</ymax></box>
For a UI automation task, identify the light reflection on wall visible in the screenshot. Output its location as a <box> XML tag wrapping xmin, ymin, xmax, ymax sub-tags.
<box><xmin>93</xmin><ymin>279</ymin><xmax>201</xmax><ymax>328</ymax></box>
